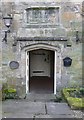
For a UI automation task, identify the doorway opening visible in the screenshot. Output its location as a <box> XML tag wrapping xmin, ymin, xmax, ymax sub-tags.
<box><xmin>29</xmin><ymin>49</ymin><xmax>54</xmax><ymax>94</ymax></box>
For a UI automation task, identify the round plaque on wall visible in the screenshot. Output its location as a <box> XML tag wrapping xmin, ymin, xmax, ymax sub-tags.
<box><xmin>9</xmin><ymin>61</ymin><xmax>19</xmax><ymax>69</ymax></box>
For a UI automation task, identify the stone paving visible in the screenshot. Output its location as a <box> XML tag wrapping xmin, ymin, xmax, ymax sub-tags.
<box><xmin>26</xmin><ymin>93</ymin><xmax>56</xmax><ymax>102</ymax></box>
<box><xmin>2</xmin><ymin>99</ymin><xmax>83</xmax><ymax>119</ymax></box>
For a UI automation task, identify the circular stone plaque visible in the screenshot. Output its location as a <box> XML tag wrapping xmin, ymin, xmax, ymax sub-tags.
<box><xmin>9</xmin><ymin>61</ymin><xmax>19</xmax><ymax>69</ymax></box>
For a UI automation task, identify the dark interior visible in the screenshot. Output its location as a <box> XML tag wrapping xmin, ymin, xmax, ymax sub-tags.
<box><xmin>29</xmin><ymin>76</ymin><xmax>54</xmax><ymax>94</ymax></box>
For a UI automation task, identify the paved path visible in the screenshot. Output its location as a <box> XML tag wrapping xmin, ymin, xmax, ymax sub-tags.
<box><xmin>2</xmin><ymin>100</ymin><xmax>83</xmax><ymax>119</ymax></box>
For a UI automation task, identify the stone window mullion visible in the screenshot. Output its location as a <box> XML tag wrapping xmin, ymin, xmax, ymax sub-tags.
<box><xmin>26</xmin><ymin>7</ymin><xmax>60</xmax><ymax>24</ymax></box>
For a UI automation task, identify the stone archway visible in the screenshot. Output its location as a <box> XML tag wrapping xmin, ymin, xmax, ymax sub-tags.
<box><xmin>25</xmin><ymin>43</ymin><xmax>60</xmax><ymax>94</ymax></box>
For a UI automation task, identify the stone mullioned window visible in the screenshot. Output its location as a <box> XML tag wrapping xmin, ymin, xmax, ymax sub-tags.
<box><xmin>26</xmin><ymin>7</ymin><xmax>60</xmax><ymax>24</ymax></box>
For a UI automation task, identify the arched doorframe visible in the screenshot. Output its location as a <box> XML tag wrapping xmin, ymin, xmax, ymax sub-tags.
<box><xmin>25</xmin><ymin>43</ymin><xmax>60</xmax><ymax>94</ymax></box>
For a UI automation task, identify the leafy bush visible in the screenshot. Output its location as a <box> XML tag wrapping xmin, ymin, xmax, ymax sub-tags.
<box><xmin>4</xmin><ymin>88</ymin><xmax>17</xmax><ymax>99</ymax></box>
<box><xmin>79</xmin><ymin>87</ymin><xmax>84</xmax><ymax>95</ymax></box>
<box><xmin>67</xmin><ymin>97</ymin><xmax>84</xmax><ymax>109</ymax></box>
<box><xmin>2</xmin><ymin>83</ymin><xmax>18</xmax><ymax>100</ymax></box>
<box><xmin>62</xmin><ymin>88</ymin><xmax>84</xmax><ymax>109</ymax></box>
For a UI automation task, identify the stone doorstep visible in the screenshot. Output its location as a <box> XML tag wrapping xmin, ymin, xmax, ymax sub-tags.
<box><xmin>26</xmin><ymin>93</ymin><xmax>56</xmax><ymax>102</ymax></box>
<box><xmin>24</xmin><ymin>99</ymin><xmax>56</xmax><ymax>102</ymax></box>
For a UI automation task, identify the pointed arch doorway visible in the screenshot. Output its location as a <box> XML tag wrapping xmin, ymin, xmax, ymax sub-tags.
<box><xmin>26</xmin><ymin>44</ymin><xmax>57</xmax><ymax>94</ymax></box>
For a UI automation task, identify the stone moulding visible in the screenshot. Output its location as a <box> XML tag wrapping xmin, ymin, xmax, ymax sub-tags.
<box><xmin>16</xmin><ymin>27</ymin><xmax>67</xmax><ymax>38</ymax></box>
<box><xmin>16</xmin><ymin>37</ymin><xmax>67</xmax><ymax>41</ymax></box>
<box><xmin>22</xmin><ymin>43</ymin><xmax>61</xmax><ymax>52</ymax></box>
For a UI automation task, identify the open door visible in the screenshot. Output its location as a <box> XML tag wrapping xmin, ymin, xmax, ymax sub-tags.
<box><xmin>26</xmin><ymin>49</ymin><xmax>57</xmax><ymax>94</ymax></box>
<box><xmin>26</xmin><ymin>51</ymin><xmax>29</xmax><ymax>93</ymax></box>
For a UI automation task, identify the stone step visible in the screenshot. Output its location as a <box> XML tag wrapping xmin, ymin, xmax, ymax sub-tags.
<box><xmin>25</xmin><ymin>93</ymin><xmax>56</xmax><ymax>102</ymax></box>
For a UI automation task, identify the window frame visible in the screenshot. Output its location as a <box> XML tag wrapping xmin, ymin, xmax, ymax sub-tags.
<box><xmin>26</xmin><ymin>7</ymin><xmax>60</xmax><ymax>25</ymax></box>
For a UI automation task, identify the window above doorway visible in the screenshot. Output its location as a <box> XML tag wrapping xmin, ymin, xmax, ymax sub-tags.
<box><xmin>26</xmin><ymin>7</ymin><xmax>60</xmax><ymax>25</ymax></box>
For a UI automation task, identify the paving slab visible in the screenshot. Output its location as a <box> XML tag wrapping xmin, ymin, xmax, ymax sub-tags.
<box><xmin>2</xmin><ymin>100</ymin><xmax>83</xmax><ymax>119</ymax></box>
<box><xmin>2</xmin><ymin>100</ymin><xmax>45</xmax><ymax>118</ymax></box>
<box><xmin>35</xmin><ymin>114</ymin><xmax>75</xmax><ymax>119</ymax></box>
<box><xmin>3</xmin><ymin>113</ymin><xmax>34</xmax><ymax>118</ymax></box>
<box><xmin>46</xmin><ymin>103</ymin><xmax>74</xmax><ymax>116</ymax></box>
<box><xmin>26</xmin><ymin>93</ymin><xmax>56</xmax><ymax>102</ymax></box>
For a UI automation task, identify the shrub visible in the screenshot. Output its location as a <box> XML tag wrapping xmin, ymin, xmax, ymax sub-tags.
<box><xmin>62</xmin><ymin>88</ymin><xmax>84</xmax><ymax>109</ymax></box>
<box><xmin>2</xmin><ymin>83</ymin><xmax>18</xmax><ymax>100</ymax></box>
<box><xmin>67</xmin><ymin>97</ymin><xmax>84</xmax><ymax>109</ymax></box>
<box><xmin>79</xmin><ymin>87</ymin><xmax>84</xmax><ymax>95</ymax></box>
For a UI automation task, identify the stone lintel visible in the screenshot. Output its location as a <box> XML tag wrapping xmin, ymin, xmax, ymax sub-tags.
<box><xmin>16</xmin><ymin>37</ymin><xmax>67</xmax><ymax>41</ymax></box>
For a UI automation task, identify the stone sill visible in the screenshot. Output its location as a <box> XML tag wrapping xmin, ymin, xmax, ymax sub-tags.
<box><xmin>24</xmin><ymin>23</ymin><xmax>61</xmax><ymax>28</ymax></box>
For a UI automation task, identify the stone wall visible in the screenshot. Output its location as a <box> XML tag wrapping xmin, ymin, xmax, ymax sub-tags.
<box><xmin>1</xmin><ymin>1</ymin><xmax>83</xmax><ymax>97</ymax></box>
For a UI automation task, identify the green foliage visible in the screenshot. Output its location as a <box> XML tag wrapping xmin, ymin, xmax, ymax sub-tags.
<box><xmin>2</xmin><ymin>83</ymin><xmax>18</xmax><ymax>100</ymax></box>
<box><xmin>62</xmin><ymin>88</ymin><xmax>84</xmax><ymax>109</ymax></box>
<box><xmin>3</xmin><ymin>88</ymin><xmax>17</xmax><ymax>99</ymax></box>
<box><xmin>55</xmin><ymin>96</ymin><xmax>63</xmax><ymax>102</ymax></box>
<box><xmin>67</xmin><ymin>97</ymin><xmax>84</xmax><ymax>109</ymax></box>
<box><xmin>54</xmin><ymin>92</ymin><xmax>66</xmax><ymax>102</ymax></box>
<box><xmin>7</xmin><ymin>88</ymin><xmax>16</xmax><ymax>93</ymax></box>
<box><xmin>62</xmin><ymin>88</ymin><xmax>71</xmax><ymax>98</ymax></box>
<box><xmin>79</xmin><ymin>87</ymin><xmax>84</xmax><ymax>95</ymax></box>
